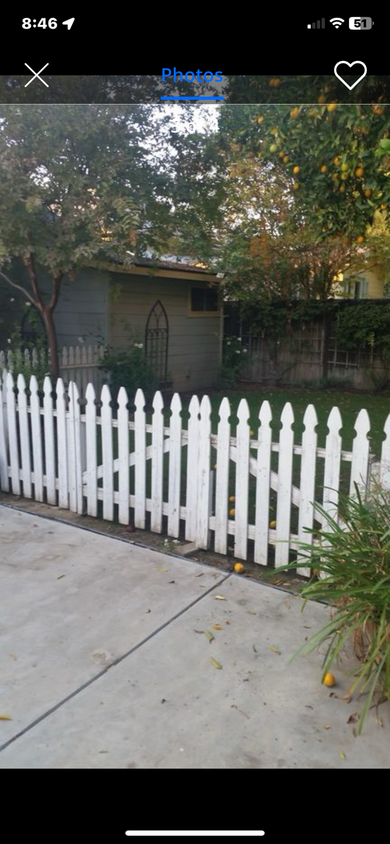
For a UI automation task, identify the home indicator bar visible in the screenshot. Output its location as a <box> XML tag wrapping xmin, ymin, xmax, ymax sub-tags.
<box><xmin>125</xmin><ymin>833</ymin><xmax>266</xmax><ymax>838</ymax></box>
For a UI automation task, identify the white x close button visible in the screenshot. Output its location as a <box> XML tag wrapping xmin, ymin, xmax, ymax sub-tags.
<box><xmin>24</xmin><ymin>63</ymin><xmax>49</xmax><ymax>88</ymax></box>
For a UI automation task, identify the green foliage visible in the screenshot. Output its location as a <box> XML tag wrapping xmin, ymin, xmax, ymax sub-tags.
<box><xmin>100</xmin><ymin>343</ymin><xmax>158</xmax><ymax>402</ymax></box>
<box><xmin>219</xmin><ymin>102</ymin><xmax>390</xmax><ymax>241</ymax></box>
<box><xmin>218</xmin><ymin>335</ymin><xmax>250</xmax><ymax>386</ymax></box>
<box><xmin>225</xmin><ymin>76</ymin><xmax>390</xmax><ymax>105</ymax></box>
<box><xmin>275</xmin><ymin>485</ymin><xmax>390</xmax><ymax>733</ymax></box>
<box><xmin>4</xmin><ymin>313</ymin><xmax>49</xmax><ymax>389</ymax></box>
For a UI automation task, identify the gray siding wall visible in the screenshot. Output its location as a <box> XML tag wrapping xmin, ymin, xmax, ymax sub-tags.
<box><xmin>109</xmin><ymin>274</ymin><xmax>221</xmax><ymax>392</ymax></box>
<box><xmin>50</xmin><ymin>269</ymin><xmax>109</xmax><ymax>347</ymax></box>
<box><xmin>0</xmin><ymin>265</ymin><xmax>109</xmax><ymax>349</ymax></box>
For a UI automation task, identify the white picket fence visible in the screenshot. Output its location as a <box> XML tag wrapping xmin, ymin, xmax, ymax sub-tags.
<box><xmin>0</xmin><ymin>344</ymin><xmax>105</xmax><ymax>396</ymax></box>
<box><xmin>1</xmin><ymin>370</ymin><xmax>390</xmax><ymax>575</ymax></box>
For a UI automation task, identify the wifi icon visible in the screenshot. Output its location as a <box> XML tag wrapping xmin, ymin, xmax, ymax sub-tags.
<box><xmin>330</xmin><ymin>17</ymin><xmax>345</xmax><ymax>28</ymax></box>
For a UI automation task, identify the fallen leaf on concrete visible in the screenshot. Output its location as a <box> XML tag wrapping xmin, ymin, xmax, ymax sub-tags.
<box><xmin>168</xmin><ymin>580</ymin><xmax>176</xmax><ymax>584</ymax></box>
<box><xmin>247</xmin><ymin>610</ymin><xmax>257</xmax><ymax>615</ymax></box>
<box><xmin>253</xmin><ymin>644</ymin><xmax>258</xmax><ymax>653</ymax></box>
<box><xmin>210</xmin><ymin>657</ymin><xmax>223</xmax><ymax>669</ymax></box>
<box><xmin>195</xmin><ymin>573</ymin><xmax>204</xmax><ymax>578</ymax></box>
<box><xmin>305</xmin><ymin>705</ymin><xmax>314</xmax><ymax>710</ymax></box>
<box><xmin>204</xmin><ymin>631</ymin><xmax>214</xmax><ymax>644</ymax></box>
<box><xmin>269</xmin><ymin>646</ymin><xmax>281</xmax><ymax>654</ymax></box>
<box><xmin>194</xmin><ymin>630</ymin><xmax>204</xmax><ymax>634</ymax></box>
<box><xmin>214</xmin><ymin>595</ymin><xmax>226</xmax><ymax>601</ymax></box>
<box><xmin>339</xmin><ymin>752</ymin><xmax>346</xmax><ymax>760</ymax></box>
<box><xmin>8</xmin><ymin>653</ymin><xmax>15</xmax><ymax>660</ymax></box>
<box><xmin>57</xmin><ymin>574</ymin><xmax>65</xmax><ymax>580</ymax></box>
<box><xmin>161</xmin><ymin>699</ymin><xmax>167</xmax><ymax>704</ymax></box>
<box><xmin>212</xmin><ymin>625</ymin><xmax>223</xmax><ymax>630</ymax></box>
<box><xmin>322</xmin><ymin>725</ymin><xmax>331</xmax><ymax>730</ymax></box>
<box><xmin>158</xmin><ymin>567</ymin><xmax>168</xmax><ymax>573</ymax></box>
<box><xmin>347</xmin><ymin>713</ymin><xmax>358</xmax><ymax>725</ymax></box>
<box><xmin>0</xmin><ymin>715</ymin><xmax>12</xmax><ymax>721</ymax></box>
<box><xmin>99</xmin><ymin>750</ymin><xmax>108</xmax><ymax>754</ymax></box>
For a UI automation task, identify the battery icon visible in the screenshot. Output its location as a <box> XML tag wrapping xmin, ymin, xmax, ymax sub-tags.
<box><xmin>349</xmin><ymin>17</ymin><xmax>373</xmax><ymax>29</ymax></box>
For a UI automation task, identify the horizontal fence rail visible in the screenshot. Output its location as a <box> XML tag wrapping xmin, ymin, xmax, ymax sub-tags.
<box><xmin>1</xmin><ymin>370</ymin><xmax>389</xmax><ymax>575</ymax></box>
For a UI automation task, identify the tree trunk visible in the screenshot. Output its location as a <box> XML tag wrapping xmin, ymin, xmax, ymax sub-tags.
<box><xmin>42</xmin><ymin>307</ymin><xmax>60</xmax><ymax>380</ymax></box>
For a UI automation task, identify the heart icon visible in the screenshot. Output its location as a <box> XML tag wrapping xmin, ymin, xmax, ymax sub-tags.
<box><xmin>334</xmin><ymin>60</ymin><xmax>367</xmax><ymax>90</ymax></box>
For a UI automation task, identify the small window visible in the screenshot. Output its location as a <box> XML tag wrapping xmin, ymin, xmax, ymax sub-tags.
<box><xmin>190</xmin><ymin>286</ymin><xmax>218</xmax><ymax>312</ymax></box>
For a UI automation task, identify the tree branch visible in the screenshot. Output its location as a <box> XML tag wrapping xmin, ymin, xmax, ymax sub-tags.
<box><xmin>48</xmin><ymin>274</ymin><xmax>62</xmax><ymax>310</ymax></box>
<box><xmin>0</xmin><ymin>269</ymin><xmax>35</xmax><ymax>304</ymax></box>
<box><xmin>23</xmin><ymin>255</ymin><xmax>44</xmax><ymax>311</ymax></box>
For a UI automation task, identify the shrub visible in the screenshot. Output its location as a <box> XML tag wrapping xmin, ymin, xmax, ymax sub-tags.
<box><xmin>2</xmin><ymin>322</ymin><xmax>50</xmax><ymax>390</ymax></box>
<box><xmin>100</xmin><ymin>342</ymin><xmax>158</xmax><ymax>402</ymax></box>
<box><xmin>218</xmin><ymin>336</ymin><xmax>250</xmax><ymax>387</ymax></box>
<box><xmin>275</xmin><ymin>485</ymin><xmax>390</xmax><ymax>733</ymax></box>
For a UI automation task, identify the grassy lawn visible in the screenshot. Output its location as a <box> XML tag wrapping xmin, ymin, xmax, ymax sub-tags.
<box><xmin>182</xmin><ymin>384</ymin><xmax>390</xmax><ymax>459</ymax></box>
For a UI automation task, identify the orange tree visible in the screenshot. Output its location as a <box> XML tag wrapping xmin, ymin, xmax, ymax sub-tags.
<box><xmin>219</xmin><ymin>103</ymin><xmax>390</xmax><ymax>242</ymax></box>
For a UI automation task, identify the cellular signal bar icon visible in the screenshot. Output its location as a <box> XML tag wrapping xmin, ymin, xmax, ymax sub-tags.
<box><xmin>307</xmin><ymin>18</ymin><xmax>325</xmax><ymax>29</ymax></box>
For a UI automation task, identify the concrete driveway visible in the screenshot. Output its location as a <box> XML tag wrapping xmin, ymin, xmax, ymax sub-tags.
<box><xmin>0</xmin><ymin>504</ymin><xmax>389</xmax><ymax>768</ymax></box>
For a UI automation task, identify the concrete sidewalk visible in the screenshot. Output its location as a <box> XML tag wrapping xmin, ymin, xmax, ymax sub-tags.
<box><xmin>0</xmin><ymin>504</ymin><xmax>389</xmax><ymax>768</ymax></box>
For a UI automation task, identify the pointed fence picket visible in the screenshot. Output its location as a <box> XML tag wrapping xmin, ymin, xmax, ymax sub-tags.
<box><xmin>196</xmin><ymin>395</ymin><xmax>212</xmax><ymax>550</ymax></box>
<box><xmin>1</xmin><ymin>369</ymin><xmax>389</xmax><ymax>578</ymax></box>
<box><xmin>297</xmin><ymin>404</ymin><xmax>318</xmax><ymax>576</ymax></box>
<box><xmin>234</xmin><ymin>398</ymin><xmax>250</xmax><ymax>561</ymax></box>
<box><xmin>275</xmin><ymin>403</ymin><xmax>295</xmax><ymax>567</ymax></box>
<box><xmin>134</xmin><ymin>388</ymin><xmax>146</xmax><ymax>530</ymax></box>
<box><xmin>151</xmin><ymin>391</ymin><xmax>164</xmax><ymax>534</ymax></box>
<box><xmin>185</xmin><ymin>395</ymin><xmax>200</xmax><ymax>542</ymax></box>
<box><xmin>17</xmin><ymin>374</ymin><xmax>32</xmax><ymax>499</ymax></box>
<box><xmin>168</xmin><ymin>393</ymin><xmax>182</xmax><ymax>538</ymax></box>
<box><xmin>117</xmin><ymin>386</ymin><xmax>130</xmax><ymax>526</ymax></box>
<box><xmin>0</xmin><ymin>370</ymin><xmax>8</xmax><ymax>491</ymax></box>
<box><xmin>254</xmin><ymin>401</ymin><xmax>272</xmax><ymax>566</ymax></box>
<box><xmin>214</xmin><ymin>397</ymin><xmax>231</xmax><ymax>555</ymax></box>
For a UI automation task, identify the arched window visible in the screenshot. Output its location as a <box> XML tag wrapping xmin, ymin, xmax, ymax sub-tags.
<box><xmin>21</xmin><ymin>307</ymin><xmax>48</xmax><ymax>347</ymax></box>
<box><xmin>145</xmin><ymin>300</ymin><xmax>169</xmax><ymax>383</ymax></box>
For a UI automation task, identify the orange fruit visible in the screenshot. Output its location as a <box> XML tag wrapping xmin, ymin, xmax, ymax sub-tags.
<box><xmin>269</xmin><ymin>520</ymin><xmax>277</xmax><ymax>529</ymax></box>
<box><xmin>229</xmin><ymin>508</ymin><xmax>236</xmax><ymax>517</ymax></box>
<box><xmin>318</xmin><ymin>95</ymin><xmax>326</xmax><ymax>104</ymax></box>
<box><xmin>333</xmin><ymin>156</ymin><xmax>341</xmax><ymax>166</ymax></box>
<box><xmin>355</xmin><ymin>167</ymin><xmax>364</xmax><ymax>178</ymax></box>
<box><xmin>327</xmin><ymin>103</ymin><xmax>338</xmax><ymax>112</ymax></box>
<box><xmin>233</xmin><ymin>562</ymin><xmax>245</xmax><ymax>574</ymax></box>
<box><xmin>293</xmin><ymin>182</ymin><xmax>300</xmax><ymax>190</ymax></box>
<box><xmin>364</xmin><ymin>189</ymin><xmax>372</xmax><ymax>197</ymax></box>
<box><xmin>283</xmin><ymin>155</ymin><xmax>289</xmax><ymax>163</ymax></box>
<box><xmin>293</xmin><ymin>165</ymin><xmax>300</xmax><ymax>175</ymax></box>
<box><xmin>356</xmin><ymin>235</ymin><xmax>365</xmax><ymax>243</ymax></box>
<box><xmin>270</xmin><ymin>144</ymin><xmax>278</xmax><ymax>153</ymax></box>
<box><xmin>339</xmin><ymin>185</ymin><xmax>345</xmax><ymax>192</ymax></box>
<box><xmin>229</xmin><ymin>495</ymin><xmax>236</xmax><ymax>502</ymax></box>
<box><xmin>323</xmin><ymin>673</ymin><xmax>336</xmax><ymax>687</ymax></box>
<box><xmin>341</xmin><ymin>163</ymin><xmax>348</xmax><ymax>172</ymax></box>
<box><xmin>320</xmin><ymin>165</ymin><xmax>328</xmax><ymax>173</ymax></box>
<box><xmin>341</xmin><ymin>173</ymin><xmax>348</xmax><ymax>181</ymax></box>
<box><xmin>290</xmin><ymin>107</ymin><xmax>299</xmax><ymax>119</ymax></box>
<box><xmin>373</xmin><ymin>105</ymin><xmax>384</xmax><ymax>115</ymax></box>
<box><xmin>269</xmin><ymin>78</ymin><xmax>281</xmax><ymax>88</ymax></box>
<box><xmin>257</xmin><ymin>116</ymin><xmax>264</xmax><ymax>124</ymax></box>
